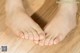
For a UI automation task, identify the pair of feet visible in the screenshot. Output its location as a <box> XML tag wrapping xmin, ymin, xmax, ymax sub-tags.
<box><xmin>5</xmin><ymin>4</ymin><xmax>77</xmax><ymax>46</ymax></box>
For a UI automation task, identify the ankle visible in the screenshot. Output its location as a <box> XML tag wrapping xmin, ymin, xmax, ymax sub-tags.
<box><xmin>58</xmin><ymin>4</ymin><xmax>78</xmax><ymax>15</ymax></box>
<box><xmin>57</xmin><ymin>0</ymin><xmax>78</xmax><ymax>12</ymax></box>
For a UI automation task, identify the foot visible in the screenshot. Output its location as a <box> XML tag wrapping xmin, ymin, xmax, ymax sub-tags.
<box><xmin>6</xmin><ymin>9</ymin><xmax>45</xmax><ymax>42</ymax></box>
<box><xmin>39</xmin><ymin>4</ymin><xmax>77</xmax><ymax>46</ymax></box>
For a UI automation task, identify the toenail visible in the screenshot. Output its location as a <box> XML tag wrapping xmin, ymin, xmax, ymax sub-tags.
<box><xmin>29</xmin><ymin>37</ymin><xmax>33</xmax><ymax>40</ymax></box>
<box><xmin>25</xmin><ymin>36</ymin><xmax>28</xmax><ymax>39</ymax></box>
<box><xmin>40</xmin><ymin>36</ymin><xmax>44</xmax><ymax>40</ymax></box>
<box><xmin>22</xmin><ymin>36</ymin><xmax>25</xmax><ymax>39</ymax></box>
<box><xmin>39</xmin><ymin>34</ymin><xmax>45</xmax><ymax>40</ymax></box>
<box><xmin>53</xmin><ymin>38</ymin><xmax>60</xmax><ymax>44</ymax></box>
<box><xmin>34</xmin><ymin>37</ymin><xmax>39</xmax><ymax>41</ymax></box>
<box><xmin>34</xmin><ymin>41</ymin><xmax>39</xmax><ymax>44</ymax></box>
<box><xmin>53</xmin><ymin>40</ymin><xmax>58</xmax><ymax>44</ymax></box>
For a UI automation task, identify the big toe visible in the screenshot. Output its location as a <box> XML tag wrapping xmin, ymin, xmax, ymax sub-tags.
<box><xmin>28</xmin><ymin>32</ymin><xmax>34</xmax><ymax>40</ymax></box>
<box><xmin>39</xmin><ymin>40</ymin><xmax>45</xmax><ymax>46</ymax></box>
<box><xmin>49</xmin><ymin>39</ymin><xmax>54</xmax><ymax>46</ymax></box>
<box><xmin>27</xmin><ymin>27</ymin><xmax>40</xmax><ymax>44</ymax></box>
<box><xmin>32</xmin><ymin>25</ymin><xmax>45</xmax><ymax>40</ymax></box>
<box><xmin>32</xmin><ymin>30</ymin><xmax>39</xmax><ymax>41</ymax></box>
<box><xmin>53</xmin><ymin>35</ymin><xmax>65</xmax><ymax>44</ymax></box>
<box><xmin>24</xmin><ymin>28</ymin><xmax>34</xmax><ymax>40</ymax></box>
<box><xmin>39</xmin><ymin>33</ymin><xmax>45</xmax><ymax>40</ymax></box>
<box><xmin>44</xmin><ymin>36</ymin><xmax>53</xmax><ymax>46</ymax></box>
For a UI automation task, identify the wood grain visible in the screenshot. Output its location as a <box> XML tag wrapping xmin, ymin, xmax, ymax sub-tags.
<box><xmin>0</xmin><ymin>0</ymin><xmax>80</xmax><ymax>53</ymax></box>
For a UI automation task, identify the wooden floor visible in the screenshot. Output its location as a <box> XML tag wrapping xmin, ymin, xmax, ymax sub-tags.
<box><xmin>0</xmin><ymin>0</ymin><xmax>80</xmax><ymax>53</ymax></box>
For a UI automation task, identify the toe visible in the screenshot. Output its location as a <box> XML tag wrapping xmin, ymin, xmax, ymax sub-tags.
<box><xmin>24</xmin><ymin>31</ymin><xmax>29</xmax><ymax>39</ymax></box>
<box><xmin>29</xmin><ymin>28</ymin><xmax>39</xmax><ymax>41</ymax></box>
<box><xmin>45</xmin><ymin>37</ymin><xmax>51</xmax><ymax>45</ymax></box>
<box><xmin>25</xmin><ymin>28</ymin><xmax>34</xmax><ymax>40</ymax></box>
<box><xmin>19</xmin><ymin>31</ymin><xmax>25</xmax><ymax>39</ymax></box>
<box><xmin>34</xmin><ymin>40</ymin><xmax>39</xmax><ymax>44</ymax></box>
<box><xmin>12</xmin><ymin>29</ymin><xmax>22</xmax><ymax>37</ymax></box>
<box><xmin>39</xmin><ymin>33</ymin><xmax>45</xmax><ymax>40</ymax></box>
<box><xmin>32</xmin><ymin>30</ymin><xmax>39</xmax><ymax>41</ymax></box>
<box><xmin>49</xmin><ymin>39</ymin><xmax>54</xmax><ymax>46</ymax></box>
<box><xmin>53</xmin><ymin>38</ymin><xmax>60</xmax><ymax>44</ymax></box>
<box><xmin>39</xmin><ymin>40</ymin><xmax>45</xmax><ymax>46</ymax></box>
<box><xmin>45</xmin><ymin>38</ymin><xmax>51</xmax><ymax>45</ymax></box>
<box><xmin>32</xmin><ymin>24</ymin><xmax>45</xmax><ymax>40</ymax></box>
<box><xmin>53</xmin><ymin>35</ymin><xmax>64</xmax><ymax>44</ymax></box>
<box><xmin>44</xmin><ymin>34</ymin><xmax>52</xmax><ymax>45</ymax></box>
<box><xmin>27</xmin><ymin>27</ymin><xmax>40</xmax><ymax>41</ymax></box>
<box><xmin>28</xmin><ymin>32</ymin><xmax>34</xmax><ymax>40</ymax></box>
<box><xmin>44</xmin><ymin>33</ymin><xmax>57</xmax><ymax>46</ymax></box>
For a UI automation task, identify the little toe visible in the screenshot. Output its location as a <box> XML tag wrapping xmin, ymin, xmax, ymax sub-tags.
<box><xmin>19</xmin><ymin>31</ymin><xmax>25</xmax><ymax>39</ymax></box>
<box><xmin>13</xmin><ymin>29</ymin><xmax>21</xmax><ymax>37</ymax></box>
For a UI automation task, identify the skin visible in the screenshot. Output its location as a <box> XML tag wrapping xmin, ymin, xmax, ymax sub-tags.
<box><xmin>5</xmin><ymin>0</ymin><xmax>45</xmax><ymax>42</ymax></box>
<box><xmin>38</xmin><ymin>0</ymin><xmax>78</xmax><ymax>46</ymax></box>
<box><xmin>5</xmin><ymin>0</ymin><xmax>78</xmax><ymax>46</ymax></box>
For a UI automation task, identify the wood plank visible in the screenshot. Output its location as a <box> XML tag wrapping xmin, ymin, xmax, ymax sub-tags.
<box><xmin>0</xmin><ymin>0</ymin><xmax>80</xmax><ymax>53</ymax></box>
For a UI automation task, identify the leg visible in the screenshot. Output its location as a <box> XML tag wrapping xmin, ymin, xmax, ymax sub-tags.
<box><xmin>39</xmin><ymin>0</ymin><xmax>78</xmax><ymax>46</ymax></box>
<box><xmin>5</xmin><ymin>0</ymin><xmax>45</xmax><ymax>42</ymax></box>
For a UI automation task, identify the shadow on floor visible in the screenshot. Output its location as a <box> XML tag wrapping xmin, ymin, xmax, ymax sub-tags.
<box><xmin>31</xmin><ymin>13</ymin><xmax>47</xmax><ymax>29</ymax></box>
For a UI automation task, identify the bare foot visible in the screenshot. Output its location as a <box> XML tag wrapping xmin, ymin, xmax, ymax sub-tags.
<box><xmin>39</xmin><ymin>4</ymin><xmax>78</xmax><ymax>46</ymax></box>
<box><xmin>5</xmin><ymin>0</ymin><xmax>45</xmax><ymax>42</ymax></box>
